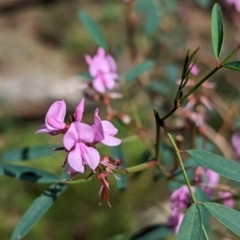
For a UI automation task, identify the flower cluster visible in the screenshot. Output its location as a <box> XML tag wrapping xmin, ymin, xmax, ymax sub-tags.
<box><xmin>85</xmin><ymin>48</ymin><xmax>118</xmax><ymax>93</ymax></box>
<box><xmin>36</xmin><ymin>98</ymin><xmax>121</xmax><ymax>175</ymax></box>
<box><xmin>168</xmin><ymin>167</ymin><xmax>234</xmax><ymax>234</ymax></box>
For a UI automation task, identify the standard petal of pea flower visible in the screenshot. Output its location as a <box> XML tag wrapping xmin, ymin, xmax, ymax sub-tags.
<box><xmin>92</xmin><ymin>108</ymin><xmax>122</xmax><ymax>146</ymax></box>
<box><xmin>63</xmin><ymin>122</ymin><xmax>100</xmax><ymax>173</ymax></box>
<box><xmin>85</xmin><ymin>48</ymin><xmax>118</xmax><ymax>93</ymax></box>
<box><xmin>36</xmin><ymin>100</ymin><xmax>67</xmax><ymax>135</ymax></box>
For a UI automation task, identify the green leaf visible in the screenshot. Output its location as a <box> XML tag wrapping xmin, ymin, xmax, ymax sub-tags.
<box><xmin>177</xmin><ymin>204</ymin><xmax>202</xmax><ymax>240</ymax></box>
<box><xmin>125</xmin><ymin>60</ymin><xmax>154</xmax><ymax>83</ymax></box>
<box><xmin>187</xmin><ymin>149</ymin><xmax>240</xmax><ymax>182</ymax></box>
<box><xmin>11</xmin><ymin>183</ymin><xmax>67</xmax><ymax>240</ymax></box>
<box><xmin>222</xmin><ymin>61</ymin><xmax>240</xmax><ymax>71</ymax></box>
<box><xmin>0</xmin><ymin>163</ymin><xmax>60</xmax><ymax>183</ymax></box>
<box><xmin>211</xmin><ymin>4</ymin><xmax>224</xmax><ymax>59</ymax></box>
<box><xmin>2</xmin><ymin>145</ymin><xmax>58</xmax><ymax>162</ymax></box>
<box><xmin>78</xmin><ymin>12</ymin><xmax>107</xmax><ymax>49</ymax></box>
<box><xmin>203</xmin><ymin>202</ymin><xmax>240</xmax><ymax>236</ymax></box>
<box><xmin>112</xmin><ymin>145</ymin><xmax>127</xmax><ymax>191</ymax></box>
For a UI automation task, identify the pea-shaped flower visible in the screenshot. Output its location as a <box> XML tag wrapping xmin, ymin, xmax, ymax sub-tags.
<box><xmin>85</xmin><ymin>48</ymin><xmax>118</xmax><ymax>93</ymax></box>
<box><xmin>36</xmin><ymin>100</ymin><xmax>67</xmax><ymax>135</ymax></box>
<box><xmin>63</xmin><ymin>122</ymin><xmax>100</xmax><ymax>173</ymax></box>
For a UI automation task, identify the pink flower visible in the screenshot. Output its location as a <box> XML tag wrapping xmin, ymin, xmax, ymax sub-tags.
<box><xmin>219</xmin><ymin>191</ymin><xmax>235</xmax><ymax>208</ymax></box>
<box><xmin>171</xmin><ymin>185</ymin><xmax>192</xmax><ymax>210</ymax></box>
<box><xmin>36</xmin><ymin>100</ymin><xmax>67</xmax><ymax>135</ymax></box>
<box><xmin>195</xmin><ymin>167</ymin><xmax>220</xmax><ymax>197</ymax></box>
<box><xmin>63</xmin><ymin>122</ymin><xmax>100</xmax><ymax>173</ymax></box>
<box><xmin>92</xmin><ymin>108</ymin><xmax>121</xmax><ymax>146</ymax></box>
<box><xmin>189</xmin><ymin>63</ymin><xmax>200</xmax><ymax>76</ymax></box>
<box><xmin>232</xmin><ymin>133</ymin><xmax>240</xmax><ymax>157</ymax></box>
<box><xmin>168</xmin><ymin>185</ymin><xmax>194</xmax><ymax>234</ymax></box>
<box><xmin>85</xmin><ymin>48</ymin><xmax>118</xmax><ymax>93</ymax></box>
<box><xmin>226</xmin><ymin>0</ymin><xmax>240</xmax><ymax>12</ymax></box>
<box><xmin>167</xmin><ymin>211</ymin><xmax>184</xmax><ymax>234</ymax></box>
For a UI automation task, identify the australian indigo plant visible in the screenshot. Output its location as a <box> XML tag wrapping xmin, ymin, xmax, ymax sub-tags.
<box><xmin>2</xmin><ymin>2</ymin><xmax>240</xmax><ymax>240</ymax></box>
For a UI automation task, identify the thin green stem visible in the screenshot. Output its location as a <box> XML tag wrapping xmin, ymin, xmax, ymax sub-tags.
<box><xmin>182</xmin><ymin>66</ymin><xmax>220</xmax><ymax>102</ymax></box>
<box><xmin>202</xmin><ymin>224</ymin><xmax>209</xmax><ymax>240</ymax></box>
<box><xmin>161</xmin><ymin>121</ymin><xmax>197</xmax><ymax>203</ymax></box>
<box><xmin>161</xmin><ymin>47</ymin><xmax>239</xmax><ymax>121</ymax></box>
<box><xmin>221</xmin><ymin>48</ymin><xmax>238</xmax><ymax>65</ymax></box>
<box><xmin>161</xmin><ymin>106</ymin><xmax>178</xmax><ymax>121</ymax></box>
<box><xmin>64</xmin><ymin>176</ymin><xmax>94</xmax><ymax>185</ymax></box>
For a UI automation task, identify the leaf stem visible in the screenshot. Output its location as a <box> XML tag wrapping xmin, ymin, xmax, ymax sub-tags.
<box><xmin>181</xmin><ymin>66</ymin><xmax>220</xmax><ymax>102</ymax></box>
<box><xmin>155</xmin><ymin>110</ymin><xmax>197</xmax><ymax>203</ymax></box>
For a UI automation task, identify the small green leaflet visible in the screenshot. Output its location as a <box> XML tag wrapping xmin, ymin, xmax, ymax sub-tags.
<box><xmin>125</xmin><ymin>60</ymin><xmax>154</xmax><ymax>83</ymax></box>
<box><xmin>203</xmin><ymin>202</ymin><xmax>240</xmax><ymax>236</ymax></box>
<box><xmin>176</xmin><ymin>204</ymin><xmax>203</xmax><ymax>240</ymax></box>
<box><xmin>11</xmin><ymin>183</ymin><xmax>67</xmax><ymax>240</ymax></box>
<box><xmin>78</xmin><ymin>12</ymin><xmax>107</xmax><ymax>49</ymax></box>
<box><xmin>211</xmin><ymin>4</ymin><xmax>224</xmax><ymax>59</ymax></box>
<box><xmin>222</xmin><ymin>61</ymin><xmax>240</xmax><ymax>71</ymax></box>
<box><xmin>187</xmin><ymin>149</ymin><xmax>240</xmax><ymax>182</ymax></box>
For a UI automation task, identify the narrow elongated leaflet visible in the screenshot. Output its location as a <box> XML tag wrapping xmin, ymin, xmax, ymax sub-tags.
<box><xmin>176</xmin><ymin>204</ymin><xmax>203</xmax><ymax>240</ymax></box>
<box><xmin>187</xmin><ymin>149</ymin><xmax>240</xmax><ymax>182</ymax></box>
<box><xmin>223</xmin><ymin>62</ymin><xmax>240</xmax><ymax>71</ymax></box>
<box><xmin>125</xmin><ymin>60</ymin><xmax>154</xmax><ymax>83</ymax></box>
<box><xmin>211</xmin><ymin>4</ymin><xmax>224</xmax><ymax>59</ymax></box>
<box><xmin>2</xmin><ymin>145</ymin><xmax>58</xmax><ymax>162</ymax></box>
<box><xmin>11</xmin><ymin>183</ymin><xmax>67</xmax><ymax>240</ymax></box>
<box><xmin>0</xmin><ymin>163</ymin><xmax>60</xmax><ymax>183</ymax></box>
<box><xmin>203</xmin><ymin>202</ymin><xmax>240</xmax><ymax>236</ymax></box>
<box><xmin>78</xmin><ymin>12</ymin><xmax>107</xmax><ymax>49</ymax></box>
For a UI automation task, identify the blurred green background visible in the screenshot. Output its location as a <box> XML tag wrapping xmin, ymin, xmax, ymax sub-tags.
<box><xmin>0</xmin><ymin>0</ymin><xmax>240</xmax><ymax>239</ymax></box>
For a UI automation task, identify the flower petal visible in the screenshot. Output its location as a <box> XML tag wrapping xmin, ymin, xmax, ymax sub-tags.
<box><xmin>102</xmin><ymin>120</ymin><xmax>118</xmax><ymax>136</ymax></box>
<box><xmin>93</xmin><ymin>108</ymin><xmax>104</xmax><ymax>142</ymax></box>
<box><xmin>106</xmin><ymin>55</ymin><xmax>117</xmax><ymax>72</ymax></box>
<box><xmin>47</xmin><ymin>116</ymin><xmax>66</xmax><ymax>130</ymax></box>
<box><xmin>80</xmin><ymin>143</ymin><xmax>100</xmax><ymax>170</ymax></box>
<box><xmin>101</xmin><ymin>135</ymin><xmax>121</xmax><ymax>146</ymax></box>
<box><xmin>92</xmin><ymin>77</ymin><xmax>105</xmax><ymax>93</ymax></box>
<box><xmin>85</xmin><ymin>55</ymin><xmax>92</xmax><ymax>65</ymax></box>
<box><xmin>67</xmin><ymin>143</ymin><xmax>85</xmax><ymax>173</ymax></box>
<box><xmin>45</xmin><ymin>100</ymin><xmax>66</xmax><ymax>129</ymax></box>
<box><xmin>103</xmin><ymin>73</ymin><xmax>116</xmax><ymax>89</ymax></box>
<box><xmin>63</xmin><ymin>123</ymin><xmax>78</xmax><ymax>150</ymax></box>
<box><xmin>74</xmin><ymin>122</ymin><xmax>94</xmax><ymax>143</ymax></box>
<box><xmin>74</xmin><ymin>98</ymin><xmax>85</xmax><ymax>121</ymax></box>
